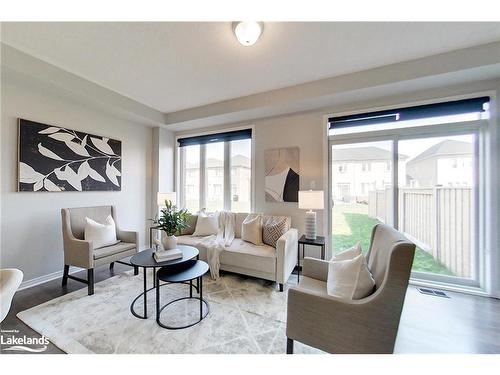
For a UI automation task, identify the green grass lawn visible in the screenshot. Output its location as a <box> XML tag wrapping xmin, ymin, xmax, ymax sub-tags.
<box><xmin>332</xmin><ymin>213</ymin><xmax>453</xmax><ymax>276</ymax></box>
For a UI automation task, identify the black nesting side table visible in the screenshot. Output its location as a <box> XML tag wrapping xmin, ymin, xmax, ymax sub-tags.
<box><xmin>129</xmin><ymin>245</ymin><xmax>199</xmax><ymax>319</ymax></box>
<box><xmin>297</xmin><ymin>235</ymin><xmax>326</xmax><ymax>282</ymax></box>
<box><xmin>156</xmin><ymin>260</ymin><xmax>209</xmax><ymax>330</ymax></box>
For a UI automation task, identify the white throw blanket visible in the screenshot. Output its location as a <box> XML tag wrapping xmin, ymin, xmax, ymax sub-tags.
<box><xmin>200</xmin><ymin>211</ymin><xmax>236</xmax><ymax>279</ymax></box>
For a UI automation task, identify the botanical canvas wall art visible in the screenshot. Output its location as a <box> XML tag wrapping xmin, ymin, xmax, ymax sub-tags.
<box><xmin>264</xmin><ymin>147</ymin><xmax>299</xmax><ymax>202</ymax></box>
<box><xmin>18</xmin><ymin>119</ymin><xmax>122</xmax><ymax>192</ymax></box>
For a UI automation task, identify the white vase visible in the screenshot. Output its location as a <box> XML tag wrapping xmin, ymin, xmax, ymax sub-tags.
<box><xmin>161</xmin><ymin>234</ymin><xmax>178</xmax><ymax>250</ymax></box>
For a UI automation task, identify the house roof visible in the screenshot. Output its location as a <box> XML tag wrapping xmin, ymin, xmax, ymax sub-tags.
<box><xmin>332</xmin><ymin>146</ymin><xmax>408</xmax><ymax>162</ymax></box>
<box><xmin>407</xmin><ymin>140</ymin><xmax>472</xmax><ymax>165</ymax></box>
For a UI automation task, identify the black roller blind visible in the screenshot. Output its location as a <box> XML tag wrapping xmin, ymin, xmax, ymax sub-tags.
<box><xmin>329</xmin><ymin>97</ymin><xmax>489</xmax><ymax>129</ymax></box>
<box><xmin>178</xmin><ymin>129</ymin><xmax>252</xmax><ymax>147</ymax></box>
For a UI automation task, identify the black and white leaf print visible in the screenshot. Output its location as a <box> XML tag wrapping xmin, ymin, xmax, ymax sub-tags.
<box><xmin>48</xmin><ymin>132</ymin><xmax>75</xmax><ymax>142</ymax></box>
<box><xmin>79</xmin><ymin>161</ymin><xmax>105</xmax><ymax>182</ymax></box>
<box><xmin>18</xmin><ymin>119</ymin><xmax>122</xmax><ymax>192</ymax></box>
<box><xmin>44</xmin><ymin>178</ymin><xmax>61</xmax><ymax>192</ymax></box>
<box><xmin>91</xmin><ymin>137</ymin><xmax>115</xmax><ymax>155</ymax></box>
<box><xmin>19</xmin><ymin>162</ymin><xmax>44</xmax><ymax>183</ymax></box>
<box><xmin>38</xmin><ymin>143</ymin><xmax>64</xmax><ymax>160</ymax></box>
<box><xmin>55</xmin><ymin>165</ymin><xmax>83</xmax><ymax>191</ymax></box>
<box><xmin>65</xmin><ymin>140</ymin><xmax>90</xmax><ymax>156</ymax></box>
<box><xmin>34</xmin><ymin>180</ymin><xmax>43</xmax><ymax>191</ymax></box>
<box><xmin>105</xmin><ymin>161</ymin><xmax>121</xmax><ymax>187</ymax></box>
<box><xmin>38</xmin><ymin>126</ymin><xmax>60</xmax><ymax>134</ymax></box>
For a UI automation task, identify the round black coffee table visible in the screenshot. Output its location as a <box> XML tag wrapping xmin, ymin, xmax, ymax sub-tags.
<box><xmin>156</xmin><ymin>260</ymin><xmax>209</xmax><ymax>330</ymax></box>
<box><xmin>129</xmin><ymin>245</ymin><xmax>199</xmax><ymax>319</ymax></box>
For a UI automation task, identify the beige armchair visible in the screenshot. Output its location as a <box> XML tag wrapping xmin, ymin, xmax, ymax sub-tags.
<box><xmin>61</xmin><ymin>206</ymin><xmax>139</xmax><ymax>295</ymax></box>
<box><xmin>1</xmin><ymin>269</ymin><xmax>23</xmax><ymax>322</ymax></box>
<box><xmin>286</xmin><ymin>223</ymin><xmax>415</xmax><ymax>354</ymax></box>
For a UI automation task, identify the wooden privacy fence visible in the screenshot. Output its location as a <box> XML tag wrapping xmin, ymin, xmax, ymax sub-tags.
<box><xmin>368</xmin><ymin>187</ymin><xmax>473</xmax><ymax>277</ymax></box>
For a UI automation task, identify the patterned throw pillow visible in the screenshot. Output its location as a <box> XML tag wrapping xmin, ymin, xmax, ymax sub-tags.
<box><xmin>263</xmin><ymin>216</ymin><xmax>290</xmax><ymax>248</ymax></box>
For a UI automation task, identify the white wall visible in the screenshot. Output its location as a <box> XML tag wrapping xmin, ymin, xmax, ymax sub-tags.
<box><xmin>0</xmin><ymin>73</ymin><xmax>153</xmax><ymax>283</ymax></box>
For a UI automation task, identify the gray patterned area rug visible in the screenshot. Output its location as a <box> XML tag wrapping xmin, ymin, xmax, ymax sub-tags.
<box><xmin>17</xmin><ymin>270</ymin><xmax>322</xmax><ymax>354</ymax></box>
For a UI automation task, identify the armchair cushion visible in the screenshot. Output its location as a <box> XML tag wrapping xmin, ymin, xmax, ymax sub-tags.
<box><xmin>93</xmin><ymin>242</ymin><xmax>136</xmax><ymax>260</ymax></box>
<box><xmin>67</xmin><ymin>206</ymin><xmax>113</xmax><ymax>240</ymax></box>
<box><xmin>327</xmin><ymin>254</ymin><xmax>375</xmax><ymax>300</ymax></box>
<box><xmin>84</xmin><ymin>215</ymin><xmax>119</xmax><ymax>249</ymax></box>
<box><xmin>332</xmin><ymin>242</ymin><xmax>362</xmax><ymax>261</ymax></box>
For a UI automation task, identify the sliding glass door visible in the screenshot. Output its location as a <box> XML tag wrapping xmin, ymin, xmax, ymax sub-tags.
<box><xmin>331</xmin><ymin>140</ymin><xmax>393</xmax><ymax>255</ymax></box>
<box><xmin>397</xmin><ymin>133</ymin><xmax>478</xmax><ymax>282</ymax></box>
<box><xmin>329</xmin><ymin>126</ymin><xmax>482</xmax><ymax>288</ymax></box>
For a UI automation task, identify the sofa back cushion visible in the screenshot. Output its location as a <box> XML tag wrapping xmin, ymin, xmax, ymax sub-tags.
<box><xmin>234</xmin><ymin>212</ymin><xmax>249</xmax><ymax>238</ymax></box>
<box><xmin>192</xmin><ymin>211</ymin><xmax>219</xmax><ymax>236</ymax></box>
<box><xmin>241</xmin><ymin>214</ymin><xmax>264</xmax><ymax>245</ymax></box>
<box><xmin>180</xmin><ymin>214</ymin><xmax>198</xmax><ymax>235</ymax></box>
<box><xmin>262</xmin><ymin>216</ymin><xmax>291</xmax><ymax>248</ymax></box>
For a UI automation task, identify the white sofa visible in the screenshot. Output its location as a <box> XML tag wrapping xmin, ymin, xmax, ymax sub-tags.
<box><xmin>177</xmin><ymin>213</ymin><xmax>298</xmax><ymax>291</ymax></box>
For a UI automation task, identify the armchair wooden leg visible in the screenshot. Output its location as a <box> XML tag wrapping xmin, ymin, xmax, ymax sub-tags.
<box><xmin>62</xmin><ymin>265</ymin><xmax>69</xmax><ymax>286</ymax></box>
<box><xmin>109</xmin><ymin>262</ymin><xmax>115</xmax><ymax>270</ymax></box>
<box><xmin>134</xmin><ymin>266</ymin><xmax>139</xmax><ymax>276</ymax></box>
<box><xmin>286</xmin><ymin>338</ymin><xmax>294</xmax><ymax>354</ymax></box>
<box><xmin>88</xmin><ymin>269</ymin><xmax>94</xmax><ymax>295</ymax></box>
<box><xmin>279</xmin><ymin>283</ymin><xmax>284</xmax><ymax>292</ymax></box>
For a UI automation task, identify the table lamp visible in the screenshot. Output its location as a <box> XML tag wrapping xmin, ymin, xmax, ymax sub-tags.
<box><xmin>298</xmin><ymin>190</ymin><xmax>324</xmax><ymax>240</ymax></box>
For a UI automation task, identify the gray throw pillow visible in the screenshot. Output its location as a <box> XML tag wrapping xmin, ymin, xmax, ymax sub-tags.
<box><xmin>263</xmin><ymin>216</ymin><xmax>289</xmax><ymax>248</ymax></box>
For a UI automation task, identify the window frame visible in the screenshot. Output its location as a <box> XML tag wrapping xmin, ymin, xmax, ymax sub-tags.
<box><xmin>326</xmin><ymin>91</ymin><xmax>496</xmax><ymax>295</ymax></box>
<box><xmin>329</xmin><ymin>120</ymin><xmax>484</xmax><ymax>290</ymax></box>
<box><xmin>176</xmin><ymin>125</ymin><xmax>255</xmax><ymax>213</ymax></box>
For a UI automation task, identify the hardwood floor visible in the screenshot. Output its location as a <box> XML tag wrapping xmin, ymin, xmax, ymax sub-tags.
<box><xmin>1</xmin><ymin>264</ymin><xmax>499</xmax><ymax>354</ymax></box>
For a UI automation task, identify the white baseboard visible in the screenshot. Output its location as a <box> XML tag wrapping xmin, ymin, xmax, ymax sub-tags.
<box><xmin>19</xmin><ymin>266</ymin><xmax>82</xmax><ymax>291</ymax></box>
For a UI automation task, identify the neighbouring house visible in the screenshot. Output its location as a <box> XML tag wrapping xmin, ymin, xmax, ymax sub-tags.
<box><xmin>405</xmin><ymin>140</ymin><xmax>473</xmax><ymax>188</ymax></box>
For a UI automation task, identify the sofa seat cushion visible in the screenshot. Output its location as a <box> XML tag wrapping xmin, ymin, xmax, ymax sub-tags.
<box><xmin>221</xmin><ymin>239</ymin><xmax>276</xmax><ymax>274</ymax></box>
<box><xmin>93</xmin><ymin>242</ymin><xmax>135</xmax><ymax>259</ymax></box>
<box><xmin>298</xmin><ymin>276</ymin><xmax>328</xmax><ymax>296</ymax></box>
<box><xmin>177</xmin><ymin>236</ymin><xmax>276</xmax><ymax>274</ymax></box>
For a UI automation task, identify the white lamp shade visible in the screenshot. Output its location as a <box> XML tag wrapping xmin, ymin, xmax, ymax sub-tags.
<box><xmin>298</xmin><ymin>190</ymin><xmax>324</xmax><ymax>210</ymax></box>
<box><xmin>157</xmin><ymin>192</ymin><xmax>176</xmax><ymax>206</ymax></box>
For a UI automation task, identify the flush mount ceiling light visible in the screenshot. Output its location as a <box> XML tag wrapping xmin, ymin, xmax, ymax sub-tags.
<box><xmin>232</xmin><ymin>21</ymin><xmax>263</xmax><ymax>46</ymax></box>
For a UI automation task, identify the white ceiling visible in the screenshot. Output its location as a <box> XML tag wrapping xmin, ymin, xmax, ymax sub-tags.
<box><xmin>2</xmin><ymin>22</ymin><xmax>500</xmax><ymax>113</ymax></box>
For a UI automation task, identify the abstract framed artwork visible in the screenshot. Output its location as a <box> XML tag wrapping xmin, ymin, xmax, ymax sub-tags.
<box><xmin>264</xmin><ymin>147</ymin><xmax>299</xmax><ymax>202</ymax></box>
<box><xmin>18</xmin><ymin>119</ymin><xmax>122</xmax><ymax>192</ymax></box>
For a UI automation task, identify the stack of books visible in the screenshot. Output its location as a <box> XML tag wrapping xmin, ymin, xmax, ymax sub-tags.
<box><xmin>154</xmin><ymin>248</ymin><xmax>183</xmax><ymax>262</ymax></box>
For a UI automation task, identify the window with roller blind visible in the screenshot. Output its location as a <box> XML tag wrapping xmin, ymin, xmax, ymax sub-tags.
<box><xmin>178</xmin><ymin>129</ymin><xmax>253</xmax><ymax>213</ymax></box>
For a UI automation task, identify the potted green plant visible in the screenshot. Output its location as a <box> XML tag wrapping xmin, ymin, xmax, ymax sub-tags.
<box><xmin>153</xmin><ymin>200</ymin><xmax>191</xmax><ymax>250</ymax></box>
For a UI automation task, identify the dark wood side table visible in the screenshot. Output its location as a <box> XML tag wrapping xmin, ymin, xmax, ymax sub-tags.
<box><xmin>297</xmin><ymin>235</ymin><xmax>326</xmax><ymax>282</ymax></box>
